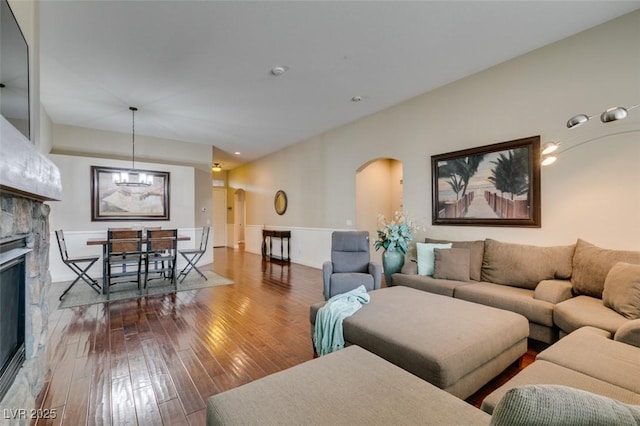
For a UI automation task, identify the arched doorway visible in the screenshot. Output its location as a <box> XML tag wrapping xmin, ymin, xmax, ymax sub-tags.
<box><xmin>355</xmin><ymin>158</ymin><xmax>403</xmax><ymax>265</ymax></box>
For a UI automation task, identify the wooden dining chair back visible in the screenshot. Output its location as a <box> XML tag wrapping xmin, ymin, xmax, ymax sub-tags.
<box><xmin>55</xmin><ymin>230</ymin><xmax>101</xmax><ymax>300</ymax></box>
<box><xmin>144</xmin><ymin>229</ymin><xmax>178</xmax><ymax>292</ymax></box>
<box><xmin>105</xmin><ymin>229</ymin><xmax>143</xmax><ymax>300</ymax></box>
<box><xmin>177</xmin><ymin>226</ymin><xmax>211</xmax><ymax>283</ymax></box>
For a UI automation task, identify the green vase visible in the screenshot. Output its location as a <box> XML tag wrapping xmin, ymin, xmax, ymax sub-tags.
<box><xmin>382</xmin><ymin>249</ymin><xmax>405</xmax><ymax>286</ymax></box>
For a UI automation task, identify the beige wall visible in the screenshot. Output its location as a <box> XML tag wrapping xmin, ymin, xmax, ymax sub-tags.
<box><xmin>229</xmin><ymin>11</ymin><xmax>640</xmax><ymax>251</ymax></box>
<box><xmin>39</xmin><ymin>106</ymin><xmax>53</xmax><ymax>153</ymax></box>
<box><xmin>194</xmin><ymin>168</ymin><xmax>212</xmax><ymax>228</ymax></box>
<box><xmin>51</xmin><ymin>123</ymin><xmax>212</xmax><ymax>169</ymax></box>
<box><xmin>48</xmin><ymin>154</ymin><xmax>196</xmax><ymax>232</ymax></box>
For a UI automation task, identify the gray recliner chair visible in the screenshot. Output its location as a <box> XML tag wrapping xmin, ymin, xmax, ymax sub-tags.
<box><xmin>323</xmin><ymin>231</ymin><xmax>382</xmax><ymax>300</ymax></box>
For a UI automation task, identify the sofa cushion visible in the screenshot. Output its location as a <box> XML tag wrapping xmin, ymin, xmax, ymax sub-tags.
<box><xmin>329</xmin><ymin>273</ymin><xmax>375</xmax><ymax>296</ymax></box>
<box><xmin>400</xmin><ymin>260</ymin><xmax>417</xmax><ymax>275</ymax></box>
<box><xmin>416</xmin><ymin>242</ymin><xmax>451</xmax><ymax>276</ymax></box>
<box><xmin>614</xmin><ymin>319</ymin><xmax>640</xmax><ymax>348</ymax></box>
<box><xmin>571</xmin><ymin>239</ymin><xmax>640</xmax><ymax>299</ymax></box>
<box><xmin>537</xmin><ymin>326</ymin><xmax>640</xmax><ymax>394</ymax></box>
<box><xmin>602</xmin><ymin>262</ymin><xmax>640</xmax><ymax>319</ymax></box>
<box><xmin>481</xmin><ymin>239</ymin><xmax>574</xmax><ymax>290</ymax></box>
<box><xmin>490</xmin><ymin>384</ymin><xmax>640</xmax><ymax>426</ymax></box>
<box><xmin>481</xmin><ymin>360</ymin><xmax>640</xmax><ymax>415</ymax></box>
<box><xmin>391</xmin><ymin>273</ymin><xmax>472</xmax><ymax>297</ymax></box>
<box><xmin>426</xmin><ymin>238</ymin><xmax>485</xmax><ymax>281</ymax></box>
<box><xmin>533</xmin><ymin>280</ymin><xmax>573</xmax><ymax>304</ymax></box>
<box><xmin>554</xmin><ymin>295</ymin><xmax>629</xmax><ymax>335</ymax></box>
<box><xmin>433</xmin><ymin>248</ymin><xmax>471</xmax><ymax>282</ymax></box>
<box><xmin>454</xmin><ymin>282</ymin><xmax>554</xmax><ymax>327</ymax></box>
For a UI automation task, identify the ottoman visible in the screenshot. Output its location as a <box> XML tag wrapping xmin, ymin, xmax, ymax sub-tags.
<box><xmin>206</xmin><ymin>345</ymin><xmax>491</xmax><ymax>425</ymax></box>
<box><xmin>310</xmin><ymin>286</ymin><xmax>529</xmax><ymax>399</ymax></box>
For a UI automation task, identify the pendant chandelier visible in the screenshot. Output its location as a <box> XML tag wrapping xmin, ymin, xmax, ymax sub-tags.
<box><xmin>112</xmin><ymin>106</ymin><xmax>153</xmax><ymax>186</ymax></box>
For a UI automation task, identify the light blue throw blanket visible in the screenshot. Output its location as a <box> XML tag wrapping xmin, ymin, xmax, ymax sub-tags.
<box><xmin>313</xmin><ymin>285</ymin><xmax>370</xmax><ymax>356</ymax></box>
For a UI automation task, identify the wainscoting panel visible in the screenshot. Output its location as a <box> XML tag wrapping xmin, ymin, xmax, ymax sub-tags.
<box><xmin>245</xmin><ymin>225</ymin><xmax>357</xmax><ymax>269</ymax></box>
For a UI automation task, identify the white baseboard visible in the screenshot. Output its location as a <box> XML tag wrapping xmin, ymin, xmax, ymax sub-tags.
<box><xmin>245</xmin><ymin>225</ymin><xmax>354</xmax><ymax>269</ymax></box>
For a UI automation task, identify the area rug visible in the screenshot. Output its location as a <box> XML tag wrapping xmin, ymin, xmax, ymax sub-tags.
<box><xmin>55</xmin><ymin>270</ymin><xmax>234</xmax><ymax>309</ymax></box>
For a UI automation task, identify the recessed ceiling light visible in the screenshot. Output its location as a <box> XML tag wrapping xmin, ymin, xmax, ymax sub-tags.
<box><xmin>351</xmin><ymin>96</ymin><xmax>363</xmax><ymax>102</ymax></box>
<box><xmin>270</xmin><ymin>66</ymin><xmax>289</xmax><ymax>76</ymax></box>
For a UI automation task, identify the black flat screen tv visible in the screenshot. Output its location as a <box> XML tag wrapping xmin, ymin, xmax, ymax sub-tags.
<box><xmin>0</xmin><ymin>0</ymin><xmax>30</xmax><ymax>140</ymax></box>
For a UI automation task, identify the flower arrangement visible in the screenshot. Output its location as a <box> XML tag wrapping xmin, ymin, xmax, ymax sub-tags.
<box><xmin>374</xmin><ymin>211</ymin><xmax>415</xmax><ymax>254</ymax></box>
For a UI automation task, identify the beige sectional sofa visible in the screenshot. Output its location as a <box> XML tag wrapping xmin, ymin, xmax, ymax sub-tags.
<box><xmin>481</xmin><ymin>321</ymin><xmax>640</xmax><ymax>414</ymax></box>
<box><xmin>554</xmin><ymin>239</ymin><xmax>640</xmax><ymax>335</ymax></box>
<box><xmin>206</xmin><ymin>238</ymin><xmax>640</xmax><ymax>425</ymax></box>
<box><xmin>393</xmin><ymin>238</ymin><xmax>640</xmax><ymax>343</ymax></box>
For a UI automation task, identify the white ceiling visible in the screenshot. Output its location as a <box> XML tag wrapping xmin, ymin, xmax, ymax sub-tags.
<box><xmin>39</xmin><ymin>1</ymin><xmax>640</xmax><ymax>169</ymax></box>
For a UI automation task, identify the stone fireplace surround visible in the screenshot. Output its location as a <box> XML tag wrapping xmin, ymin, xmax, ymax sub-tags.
<box><xmin>0</xmin><ymin>116</ymin><xmax>62</xmax><ymax>414</ymax></box>
<box><xmin>0</xmin><ymin>196</ymin><xmax>50</xmax><ymax>411</ymax></box>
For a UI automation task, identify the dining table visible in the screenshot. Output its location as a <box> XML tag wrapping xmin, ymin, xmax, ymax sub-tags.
<box><xmin>87</xmin><ymin>234</ymin><xmax>191</xmax><ymax>294</ymax></box>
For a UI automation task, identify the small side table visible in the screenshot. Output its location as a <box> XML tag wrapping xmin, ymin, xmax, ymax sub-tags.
<box><xmin>262</xmin><ymin>230</ymin><xmax>291</xmax><ymax>262</ymax></box>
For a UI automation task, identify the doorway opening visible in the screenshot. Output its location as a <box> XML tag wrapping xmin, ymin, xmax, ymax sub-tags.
<box><xmin>233</xmin><ymin>189</ymin><xmax>246</xmax><ymax>248</ymax></box>
<box><xmin>212</xmin><ymin>188</ymin><xmax>227</xmax><ymax>247</ymax></box>
<box><xmin>355</xmin><ymin>158</ymin><xmax>403</xmax><ymax>265</ymax></box>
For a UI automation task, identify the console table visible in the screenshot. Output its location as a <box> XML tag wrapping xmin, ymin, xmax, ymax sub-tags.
<box><xmin>262</xmin><ymin>229</ymin><xmax>291</xmax><ymax>263</ymax></box>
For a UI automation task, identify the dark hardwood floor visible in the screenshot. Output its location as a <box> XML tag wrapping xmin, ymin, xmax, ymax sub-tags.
<box><xmin>34</xmin><ymin>247</ymin><xmax>541</xmax><ymax>425</ymax></box>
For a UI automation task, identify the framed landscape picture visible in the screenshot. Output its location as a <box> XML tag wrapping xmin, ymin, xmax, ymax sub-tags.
<box><xmin>431</xmin><ymin>136</ymin><xmax>541</xmax><ymax>227</ymax></box>
<box><xmin>91</xmin><ymin>166</ymin><xmax>170</xmax><ymax>221</ymax></box>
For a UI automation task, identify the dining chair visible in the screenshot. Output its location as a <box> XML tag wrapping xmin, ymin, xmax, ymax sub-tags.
<box><xmin>144</xmin><ymin>228</ymin><xmax>178</xmax><ymax>292</ymax></box>
<box><xmin>55</xmin><ymin>230</ymin><xmax>101</xmax><ymax>300</ymax></box>
<box><xmin>177</xmin><ymin>226</ymin><xmax>211</xmax><ymax>283</ymax></box>
<box><xmin>105</xmin><ymin>229</ymin><xmax>143</xmax><ymax>300</ymax></box>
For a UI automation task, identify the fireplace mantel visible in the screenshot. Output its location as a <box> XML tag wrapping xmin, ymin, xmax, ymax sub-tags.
<box><xmin>0</xmin><ymin>116</ymin><xmax>62</xmax><ymax>202</ymax></box>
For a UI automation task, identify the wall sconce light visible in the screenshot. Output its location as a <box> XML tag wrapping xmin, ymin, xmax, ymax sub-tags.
<box><xmin>566</xmin><ymin>103</ymin><xmax>639</xmax><ymax>129</ymax></box>
<box><xmin>212</xmin><ymin>163</ymin><xmax>222</xmax><ymax>172</ymax></box>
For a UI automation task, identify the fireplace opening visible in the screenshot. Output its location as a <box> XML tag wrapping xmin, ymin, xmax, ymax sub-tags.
<box><xmin>0</xmin><ymin>236</ymin><xmax>28</xmax><ymax>402</ymax></box>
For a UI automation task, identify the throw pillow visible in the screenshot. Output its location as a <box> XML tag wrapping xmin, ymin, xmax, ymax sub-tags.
<box><xmin>490</xmin><ymin>385</ymin><xmax>640</xmax><ymax>426</ymax></box>
<box><xmin>425</xmin><ymin>238</ymin><xmax>485</xmax><ymax>281</ymax></box>
<box><xmin>433</xmin><ymin>248</ymin><xmax>471</xmax><ymax>282</ymax></box>
<box><xmin>602</xmin><ymin>262</ymin><xmax>640</xmax><ymax>319</ymax></box>
<box><xmin>572</xmin><ymin>239</ymin><xmax>640</xmax><ymax>298</ymax></box>
<box><xmin>416</xmin><ymin>242</ymin><xmax>452</xmax><ymax>276</ymax></box>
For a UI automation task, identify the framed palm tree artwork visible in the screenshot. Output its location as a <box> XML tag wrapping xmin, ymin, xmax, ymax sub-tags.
<box><xmin>431</xmin><ymin>136</ymin><xmax>541</xmax><ymax>227</ymax></box>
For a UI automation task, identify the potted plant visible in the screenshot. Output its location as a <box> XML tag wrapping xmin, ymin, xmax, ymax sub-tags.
<box><xmin>374</xmin><ymin>211</ymin><xmax>417</xmax><ymax>285</ymax></box>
